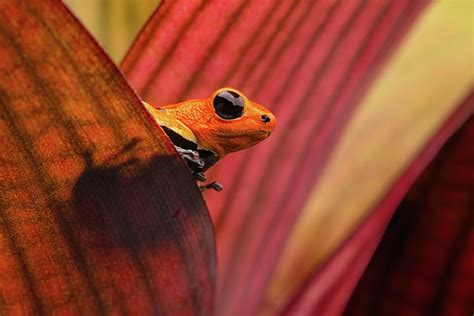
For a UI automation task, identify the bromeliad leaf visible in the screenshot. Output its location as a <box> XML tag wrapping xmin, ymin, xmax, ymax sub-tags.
<box><xmin>122</xmin><ymin>0</ymin><xmax>472</xmax><ymax>315</ymax></box>
<box><xmin>346</xmin><ymin>114</ymin><xmax>474</xmax><ymax>316</ymax></box>
<box><xmin>0</xmin><ymin>1</ymin><xmax>214</xmax><ymax>314</ymax></box>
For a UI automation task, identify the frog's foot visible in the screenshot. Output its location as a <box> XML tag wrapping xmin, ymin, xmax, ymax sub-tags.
<box><xmin>175</xmin><ymin>146</ymin><xmax>205</xmax><ymax>170</ymax></box>
<box><xmin>174</xmin><ymin>146</ymin><xmax>223</xmax><ymax>192</ymax></box>
<box><xmin>195</xmin><ymin>172</ymin><xmax>223</xmax><ymax>191</ymax></box>
<box><xmin>194</xmin><ymin>172</ymin><xmax>207</xmax><ymax>182</ymax></box>
<box><xmin>199</xmin><ymin>181</ymin><xmax>223</xmax><ymax>192</ymax></box>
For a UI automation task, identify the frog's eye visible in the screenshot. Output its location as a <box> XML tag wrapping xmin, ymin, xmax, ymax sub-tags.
<box><xmin>213</xmin><ymin>90</ymin><xmax>244</xmax><ymax>119</ymax></box>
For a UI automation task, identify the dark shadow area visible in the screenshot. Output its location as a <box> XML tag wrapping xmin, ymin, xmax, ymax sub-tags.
<box><xmin>71</xmin><ymin>138</ymin><xmax>203</xmax><ymax>250</ymax></box>
<box><xmin>67</xmin><ymin>138</ymin><xmax>215</xmax><ymax>313</ymax></box>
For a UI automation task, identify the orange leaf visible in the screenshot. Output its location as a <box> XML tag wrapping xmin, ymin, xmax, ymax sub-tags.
<box><xmin>0</xmin><ymin>1</ymin><xmax>214</xmax><ymax>314</ymax></box>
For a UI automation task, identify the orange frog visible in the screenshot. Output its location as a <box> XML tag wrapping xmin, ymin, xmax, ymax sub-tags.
<box><xmin>143</xmin><ymin>87</ymin><xmax>276</xmax><ymax>191</ymax></box>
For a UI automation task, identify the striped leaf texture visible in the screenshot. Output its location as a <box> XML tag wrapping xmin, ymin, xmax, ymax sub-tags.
<box><xmin>0</xmin><ymin>1</ymin><xmax>214</xmax><ymax>314</ymax></box>
<box><xmin>284</xmin><ymin>95</ymin><xmax>474</xmax><ymax>315</ymax></box>
<box><xmin>121</xmin><ymin>0</ymin><xmax>473</xmax><ymax>314</ymax></box>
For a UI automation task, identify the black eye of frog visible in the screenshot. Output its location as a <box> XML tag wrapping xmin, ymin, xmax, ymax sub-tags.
<box><xmin>213</xmin><ymin>90</ymin><xmax>244</xmax><ymax>119</ymax></box>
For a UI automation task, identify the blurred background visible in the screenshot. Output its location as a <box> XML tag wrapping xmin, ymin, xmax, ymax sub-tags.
<box><xmin>66</xmin><ymin>0</ymin><xmax>160</xmax><ymax>62</ymax></box>
<box><xmin>63</xmin><ymin>1</ymin><xmax>473</xmax><ymax>315</ymax></box>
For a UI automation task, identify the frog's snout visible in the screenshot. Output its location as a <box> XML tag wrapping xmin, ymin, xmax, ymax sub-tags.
<box><xmin>259</xmin><ymin>110</ymin><xmax>276</xmax><ymax>135</ymax></box>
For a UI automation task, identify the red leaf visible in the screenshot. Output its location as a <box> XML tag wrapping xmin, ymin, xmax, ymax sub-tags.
<box><xmin>282</xmin><ymin>92</ymin><xmax>474</xmax><ymax>315</ymax></box>
<box><xmin>345</xmin><ymin>112</ymin><xmax>474</xmax><ymax>316</ymax></box>
<box><xmin>0</xmin><ymin>1</ymin><xmax>214</xmax><ymax>314</ymax></box>
<box><xmin>122</xmin><ymin>0</ymin><xmax>429</xmax><ymax>314</ymax></box>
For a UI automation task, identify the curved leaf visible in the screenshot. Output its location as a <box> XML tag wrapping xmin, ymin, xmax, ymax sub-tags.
<box><xmin>266</xmin><ymin>4</ymin><xmax>472</xmax><ymax>313</ymax></box>
<box><xmin>0</xmin><ymin>1</ymin><xmax>214</xmax><ymax>314</ymax></box>
<box><xmin>122</xmin><ymin>0</ymin><xmax>428</xmax><ymax>313</ymax></box>
<box><xmin>121</xmin><ymin>0</ymin><xmax>471</xmax><ymax>314</ymax></box>
<box><xmin>345</xmin><ymin>114</ymin><xmax>474</xmax><ymax>316</ymax></box>
<box><xmin>282</xmin><ymin>95</ymin><xmax>473</xmax><ymax>315</ymax></box>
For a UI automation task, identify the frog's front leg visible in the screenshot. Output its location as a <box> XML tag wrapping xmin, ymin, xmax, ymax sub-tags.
<box><xmin>174</xmin><ymin>146</ymin><xmax>205</xmax><ymax>170</ymax></box>
<box><xmin>174</xmin><ymin>145</ymin><xmax>223</xmax><ymax>192</ymax></box>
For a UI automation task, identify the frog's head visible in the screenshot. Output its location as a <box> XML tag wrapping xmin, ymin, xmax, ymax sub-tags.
<box><xmin>200</xmin><ymin>87</ymin><xmax>276</xmax><ymax>157</ymax></box>
<box><xmin>155</xmin><ymin>87</ymin><xmax>276</xmax><ymax>158</ymax></box>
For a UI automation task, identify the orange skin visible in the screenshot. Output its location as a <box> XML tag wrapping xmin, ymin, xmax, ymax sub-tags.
<box><xmin>143</xmin><ymin>87</ymin><xmax>276</xmax><ymax>159</ymax></box>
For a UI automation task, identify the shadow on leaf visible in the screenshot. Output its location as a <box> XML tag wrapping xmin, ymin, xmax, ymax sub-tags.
<box><xmin>72</xmin><ymin>138</ymin><xmax>191</xmax><ymax>250</ymax></box>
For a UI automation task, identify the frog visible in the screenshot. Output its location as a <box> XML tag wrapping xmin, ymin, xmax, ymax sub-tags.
<box><xmin>142</xmin><ymin>87</ymin><xmax>276</xmax><ymax>191</ymax></box>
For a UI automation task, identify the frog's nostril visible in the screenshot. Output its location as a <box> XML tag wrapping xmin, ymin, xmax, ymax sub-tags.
<box><xmin>261</xmin><ymin>114</ymin><xmax>271</xmax><ymax>123</ymax></box>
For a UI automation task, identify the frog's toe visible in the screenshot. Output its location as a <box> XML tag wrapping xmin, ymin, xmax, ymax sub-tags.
<box><xmin>199</xmin><ymin>181</ymin><xmax>223</xmax><ymax>192</ymax></box>
<box><xmin>194</xmin><ymin>172</ymin><xmax>207</xmax><ymax>182</ymax></box>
